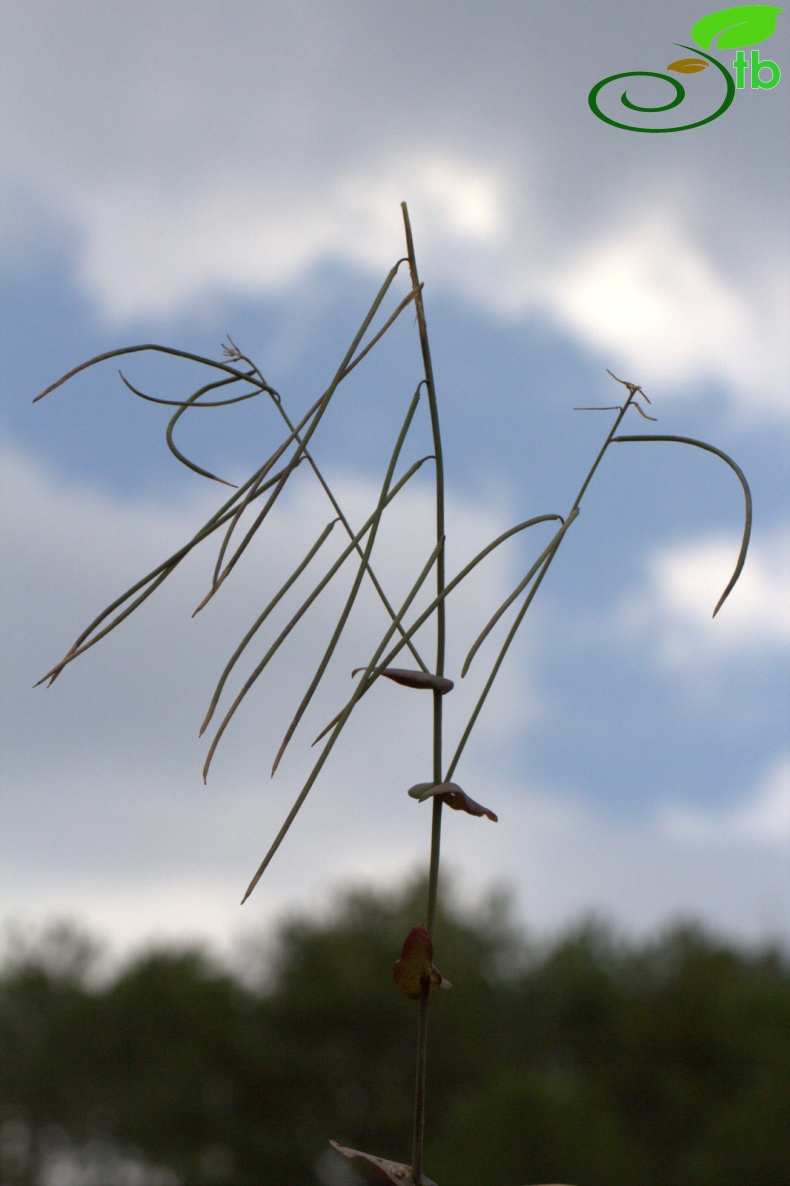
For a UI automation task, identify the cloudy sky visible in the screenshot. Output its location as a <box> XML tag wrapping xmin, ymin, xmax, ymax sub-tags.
<box><xmin>1</xmin><ymin>1</ymin><xmax>788</xmax><ymax>965</ymax></box>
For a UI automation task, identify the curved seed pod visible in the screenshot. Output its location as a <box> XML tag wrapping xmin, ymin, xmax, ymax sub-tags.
<box><xmin>613</xmin><ymin>433</ymin><xmax>752</xmax><ymax>616</ymax></box>
<box><xmin>164</xmin><ymin>393</ymin><xmax>238</xmax><ymax>487</ymax></box>
<box><xmin>199</xmin><ymin>517</ymin><xmax>339</xmax><ymax>737</ymax></box>
<box><xmin>352</xmin><ymin>667</ymin><xmax>454</xmax><ymax>694</ymax></box>
<box><xmin>410</xmin><ymin>781</ymin><xmax>498</xmax><ymax>822</ymax></box>
<box><xmin>269</xmin><ymin>383</ymin><xmax>423</xmax><ymax>776</ymax></box>
<box><xmin>117</xmin><ymin>366</ymin><xmax>261</xmax><ymax>408</ymax></box>
<box><xmin>239</xmin><ymin>536</ymin><xmax>446</xmax><ymax>902</ymax></box>
<box><xmin>33</xmin><ymin>456</ymin><xmax>301</xmax><ymax>687</ymax></box>
<box><xmin>461</xmin><ymin>510</ymin><xmax>578</xmax><ymax>677</ymax></box>
<box><xmin>32</xmin><ymin>342</ymin><xmax>271</xmax><ymax>403</ymax></box>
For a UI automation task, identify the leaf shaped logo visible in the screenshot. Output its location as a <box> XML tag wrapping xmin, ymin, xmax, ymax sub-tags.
<box><xmin>667</xmin><ymin>57</ymin><xmax>710</xmax><ymax>71</ymax></box>
<box><xmin>691</xmin><ymin>4</ymin><xmax>783</xmax><ymax>50</ymax></box>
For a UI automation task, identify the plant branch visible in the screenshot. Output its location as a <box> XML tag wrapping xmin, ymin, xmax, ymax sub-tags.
<box><xmin>401</xmin><ymin>199</ymin><xmax>445</xmax><ymax>1186</ymax></box>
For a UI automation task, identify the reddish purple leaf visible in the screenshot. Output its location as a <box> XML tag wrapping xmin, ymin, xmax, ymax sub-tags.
<box><xmin>392</xmin><ymin>924</ymin><xmax>451</xmax><ymax>999</ymax></box>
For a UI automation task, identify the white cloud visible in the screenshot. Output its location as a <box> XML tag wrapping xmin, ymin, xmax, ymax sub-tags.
<box><xmin>617</xmin><ymin>527</ymin><xmax>790</xmax><ymax>668</ymax></box>
<box><xmin>446</xmin><ymin>765</ymin><xmax>789</xmax><ymax>947</ymax></box>
<box><xmin>660</xmin><ymin>755</ymin><xmax>790</xmax><ymax>846</ymax></box>
<box><xmin>546</xmin><ymin>210</ymin><xmax>789</xmax><ymax>409</ymax></box>
<box><xmin>2</xmin><ymin>2</ymin><xmax>787</xmax><ymax>416</ymax></box>
<box><xmin>68</xmin><ymin>152</ymin><xmax>508</xmax><ymax>322</ymax></box>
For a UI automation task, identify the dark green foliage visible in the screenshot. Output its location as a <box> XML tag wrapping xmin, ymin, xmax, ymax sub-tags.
<box><xmin>2</xmin><ymin>883</ymin><xmax>788</xmax><ymax>1186</ymax></box>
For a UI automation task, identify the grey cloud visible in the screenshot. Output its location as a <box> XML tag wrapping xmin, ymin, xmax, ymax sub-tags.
<box><xmin>2</xmin><ymin>2</ymin><xmax>787</xmax><ymax>405</ymax></box>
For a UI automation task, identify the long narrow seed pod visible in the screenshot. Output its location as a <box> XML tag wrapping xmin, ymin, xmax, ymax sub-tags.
<box><xmin>445</xmin><ymin>514</ymin><xmax>579</xmax><ymax>783</ymax></box>
<box><xmin>118</xmin><ymin>367</ymin><xmax>260</xmax><ymax>408</ymax></box>
<box><xmin>35</xmin><ymin>458</ymin><xmax>303</xmax><ymax>686</ymax></box>
<box><xmin>198</xmin><ymin>260</ymin><xmax>408</xmax><ymax>608</ymax></box>
<box><xmin>164</xmin><ymin>389</ymin><xmax>238</xmax><ymax>487</ymax></box>
<box><xmin>33</xmin><ymin>343</ymin><xmax>273</xmax><ymax>403</ymax></box>
<box><xmin>461</xmin><ymin>516</ymin><xmax>572</xmax><ymax>676</ymax></box>
<box><xmin>444</xmin><ymin>379</ymin><xmax>649</xmax><ymax>784</ymax></box>
<box><xmin>449</xmin><ymin>382</ymin><xmax>754</xmax><ymax>784</ymax></box>
<box><xmin>199</xmin><ymin>517</ymin><xmax>340</xmax><ymax>736</ymax></box>
<box><xmin>270</xmin><ymin>385</ymin><xmax>423</xmax><ymax>775</ymax></box>
<box><xmin>202</xmin><ymin>456</ymin><xmax>433</xmax><ymax>780</ymax></box>
<box><xmin>239</xmin><ymin>535</ymin><xmax>446</xmax><ymax>905</ymax></box>
<box><xmin>613</xmin><ymin>434</ymin><xmax>752</xmax><ymax>616</ymax></box>
<box><xmin>309</xmin><ymin>514</ymin><xmax>565</xmax><ymax>746</ymax></box>
<box><xmin>230</xmin><ymin>346</ymin><xmax>428</xmax><ymax>673</ymax></box>
<box><xmin>337</xmin><ymin>280</ymin><xmax>419</xmax><ymax>379</ymax></box>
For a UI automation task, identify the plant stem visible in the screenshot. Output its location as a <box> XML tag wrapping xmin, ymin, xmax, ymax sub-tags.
<box><xmin>401</xmin><ymin>201</ymin><xmax>444</xmax><ymax>1186</ymax></box>
<box><xmin>570</xmin><ymin>371</ymin><xmax>650</xmax><ymax>511</ymax></box>
<box><xmin>411</xmin><ymin>992</ymin><xmax>431</xmax><ymax>1186</ymax></box>
<box><xmin>445</xmin><ymin>376</ymin><xmax>644</xmax><ymax>780</ymax></box>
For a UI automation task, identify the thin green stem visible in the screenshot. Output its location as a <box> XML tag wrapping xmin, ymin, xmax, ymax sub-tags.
<box><xmin>32</xmin><ymin>343</ymin><xmax>274</xmax><ymax>403</ymax></box>
<box><xmin>402</xmin><ymin>200</ymin><xmax>444</xmax><ymax>1186</ymax></box>
<box><xmin>569</xmin><ymin>371</ymin><xmax>640</xmax><ymax>509</ymax></box>
<box><xmin>197</xmin><ymin>260</ymin><xmax>408</xmax><ymax>611</ymax></box>
<box><xmin>411</xmin><ymin>993</ymin><xmax>431</xmax><ymax>1186</ymax></box>
<box><xmin>445</xmin><ymin>373</ymin><xmax>648</xmax><ymax>788</ymax></box>
<box><xmin>309</xmin><ymin>515</ymin><xmax>563</xmax><ymax>747</ymax></box>
<box><xmin>199</xmin><ymin>517</ymin><xmax>339</xmax><ymax>737</ymax></box>
<box><xmin>445</xmin><ymin>512</ymin><xmax>579</xmax><ymax>783</ymax></box>
<box><xmin>35</xmin><ymin>458</ymin><xmax>303</xmax><ymax>686</ymax></box>
<box><xmin>202</xmin><ymin>456</ymin><xmax>433</xmax><ymax>780</ymax></box>
<box><xmin>231</xmin><ymin>342</ymin><xmax>427</xmax><ymax>672</ymax></box>
<box><xmin>270</xmin><ymin>385</ymin><xmax>423</xmax><ymax>775</ymax></box>
<box><xmin>239</xmin><ymin>534</ymin><xmax>445</xmax><ymax>904</ymax></box>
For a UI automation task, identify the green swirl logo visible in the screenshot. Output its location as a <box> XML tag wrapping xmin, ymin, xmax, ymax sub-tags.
<box><xmin>589</xmin><ymin>5</ymin><xmax>783</xmax><ymax>133</ymax></box>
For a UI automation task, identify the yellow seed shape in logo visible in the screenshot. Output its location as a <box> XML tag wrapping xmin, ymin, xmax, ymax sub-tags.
<box><xmin>667</xmin><ymin>57</ymin><xmax>710</xmax><ymax>72</ymax></box>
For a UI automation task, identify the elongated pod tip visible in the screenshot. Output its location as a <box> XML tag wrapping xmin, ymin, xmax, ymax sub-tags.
<box><xmin>613</xmin><ymin>433</ymin><xmax>752</xmax><ymax>621</ymax></box>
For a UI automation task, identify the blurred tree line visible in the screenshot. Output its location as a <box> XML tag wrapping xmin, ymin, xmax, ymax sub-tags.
<box><xmin>1</xmin><ymin>877</ymin><xmax>788</xmax><ymax>1186</ymax></box>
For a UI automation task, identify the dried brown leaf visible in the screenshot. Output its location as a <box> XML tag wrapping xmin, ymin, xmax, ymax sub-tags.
<box><xmin>328</xmin><ymin>1140</ymin><xmax>439</xmax><ymax>1185</ymax></box>
<box><xmin>352</xmin><ymin>666</ymin><xmax>454</xmax><ymax>694</ymax></box>
<box><xmin>407</xmin><ymin>782</ymin><xmax>437</xmax><ymax>799</ymax></box>
<box><xmin>392</xmin><ymin>924</ymin><xmax>451</xmax><ymax>999</ymax></box>
<box><xmin>409</xmin><ymin>781</ymin><xmax>498</xmax><ymax>822</ymax></box>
